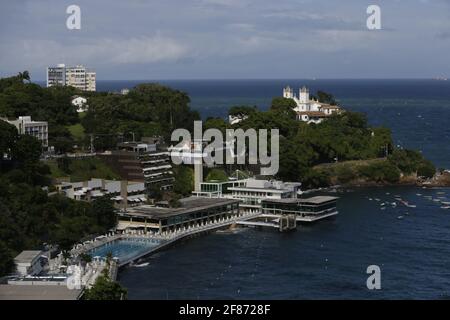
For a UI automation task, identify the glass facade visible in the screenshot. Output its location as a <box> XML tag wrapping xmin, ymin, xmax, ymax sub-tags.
<box><xmin>119</xmin><ymin>202</ymin><xmax>240</xmax><ymax>233</ymax></box>
<box><xmin>262</xmin><ymin>199</ymin><xmax>337</xmax><ymax>216</ymax></box>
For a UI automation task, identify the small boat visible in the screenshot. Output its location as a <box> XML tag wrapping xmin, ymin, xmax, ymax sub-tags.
<box><xmin>134</xmin><ymin>262</ymin><xmax>150</xmax><ymax>267</ymax></box>
<box><xmin>380</xmin><ymin>207</ymin><xmax>386</xmax><ymax>210</ymax></box>
<box><xmin>416</xmin><ymin>194</ymin><xmax>422</xmax><ymax>196</ymax></box>
<box><xmin>441</xmin><ymin>206</ymin><xmax>450</xmax><ymax>210</ymax></box>
<box><xmin>441</xmin><ymin>202</ymin><xmax>450</xmax><ymax>205</ymax></box>
<box><xmin>375</xmin><ymin>198</ymin><xmax>381</xmax><ymax>202</ymax></box>
<box><xmin>400</xmin><ymin>200</ymin><xmax>415</xmax><ymax>208</ymax></box>
<box><xmin>369</xmin><ymin>198</ymin><xmax>373</xmax><ymax>201</ymax></box>
<box><xmin>397</xmin><ymin>216</ymin><xmax>404</xmax><ymax>220</ymax></box>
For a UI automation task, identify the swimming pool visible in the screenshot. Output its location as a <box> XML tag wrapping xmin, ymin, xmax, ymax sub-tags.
<box><xmin>89</xmin><ymin>238</ymin><xmax>162</xmax><ymax>263</ymax></box>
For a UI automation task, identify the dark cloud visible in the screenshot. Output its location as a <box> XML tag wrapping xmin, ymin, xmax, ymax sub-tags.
<box><xmin>0</xmin><ymin>0</ymin><xmax>449</xmax><ymax>79</ymax></box>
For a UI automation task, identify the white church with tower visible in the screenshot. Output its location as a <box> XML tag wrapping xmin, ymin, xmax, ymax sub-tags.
<box><xmin>283</xmin><ymin>86</ymin><xmax>342</xmax><ymax>124</ymax></box>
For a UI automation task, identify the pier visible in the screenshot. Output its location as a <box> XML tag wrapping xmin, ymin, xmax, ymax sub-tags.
<box><xmin>237</xmin><ymin>214</ymin><xmax>297</xmax><ymax>232</ymax></box>
<box><xmin>68</xmin><ymin>195</ymin><xmax>338</xmax><ymax>276</ymax></box>
<box><xmin>72</xmin><ymin>211</ymin><xmax>261</xmax><ymax>267</ymax></box>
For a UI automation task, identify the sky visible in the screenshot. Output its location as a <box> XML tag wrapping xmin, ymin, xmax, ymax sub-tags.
<box><xmin>1</xmin><ymin>0</ymin><xmax>450</xmax><ymax>80</ymax></box>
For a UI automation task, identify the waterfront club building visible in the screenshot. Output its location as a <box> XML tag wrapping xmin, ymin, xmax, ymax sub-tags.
<box><xmin>117</xmin><ymin>197</ymin><xmax>240</xmax><ymax>233</ymax></box>
<box><xmin>193</xmin><ymin>178</ymin><xmax>302</xmax><ymax>214</ymax></box>
<box><xmin>47</xmin><ymin>64</ymin><xmax>96</xmax><ymax>91</ymax></box>
<box><xmin>261</xmin><ymin>196</ymin><xmax>339</xmax><ymax>222</ymax></box>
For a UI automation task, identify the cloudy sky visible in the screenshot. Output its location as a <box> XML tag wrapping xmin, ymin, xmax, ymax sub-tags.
<box><xmin>1</xmin><ymin>0</ymin><xmax>450</xmax><ymax>80</ymax></box>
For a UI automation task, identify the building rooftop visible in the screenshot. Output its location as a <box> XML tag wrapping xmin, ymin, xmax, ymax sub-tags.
<box><xmin>0</xmin><ymin>285</ymin><xmax>82</xmax><ymax>300</ymax></box>
<box><xmin>300</xmin><ymin>196</ymin><xmax>339</xmax><ymax>204</ymax></box>
<box><xmin>227</xmin><ymin>178</ymin><xmax>301</xmax><ymax>193</ymax></box>
<box><xmin>228</xmin><ymin>186</ymin><xmax>292</xmax><ymax>193</ymax></box>
<box><xmin>121</xmin><ymin>197</ymin><xmax>239</xmax><ymax>219</ymax></box>
<box><xmin>14</xmin><ymin>251</ymin><xmax>42</xmax><ymax>264</ymax></box>
<box><xmin>263</xmin><ymin>196</ymin><xmax>339</xmax><ymax>205</ymax></box>
<box><xmin>58</xmin><ymin>179</ymin><xmax>145</xmax><ymax>195</ymax></box>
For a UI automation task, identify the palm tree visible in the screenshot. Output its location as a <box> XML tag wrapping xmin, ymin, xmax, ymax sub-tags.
<box><xmin>17</xmin><ymin>71</ymin><xmax>30</xmax><ymax>83</ymax></box>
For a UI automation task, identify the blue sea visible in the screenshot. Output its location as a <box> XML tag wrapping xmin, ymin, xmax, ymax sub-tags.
<box><xmin>56</xmin><ymin>79</ymin><xmax>450</xmax><ymax>299</ymax></box>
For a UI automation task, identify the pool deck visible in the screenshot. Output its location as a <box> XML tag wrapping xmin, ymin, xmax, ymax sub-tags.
<box><xmin>73</xmin><ymin>212</ymin><xmax>261</xmax><ymax>268</ymax></box>
<box><xmin>117</xmin><ymin>212</ymin><xmax>261</xmax><ymax>267</ymax></box>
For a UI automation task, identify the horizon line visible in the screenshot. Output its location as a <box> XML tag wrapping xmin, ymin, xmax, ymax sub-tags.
<box><xmin>29</xmin><ymin>77</ymin><xmax>449</xmax><ymax>82</ymax></box>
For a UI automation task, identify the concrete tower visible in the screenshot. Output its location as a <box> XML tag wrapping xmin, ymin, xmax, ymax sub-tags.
<box><xmin>283</xmin><ymin>86</ymin><xmax>294</xmax><ymax>99</ymax></box>
<box><xmin>299</xmin><ymin>86</ymin><xmax>309</xmax><ymax>103</ymax></box>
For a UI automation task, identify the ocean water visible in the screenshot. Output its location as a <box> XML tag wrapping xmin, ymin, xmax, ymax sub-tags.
<box><xmin>46</xmin><ymin>79</ymin><xmax>450</xmax><ymax>299</ymax></box>
<box><xmin>119</xmin><ymin>187</ymin><xmax>450</xmax><ymax>300</ymax></box>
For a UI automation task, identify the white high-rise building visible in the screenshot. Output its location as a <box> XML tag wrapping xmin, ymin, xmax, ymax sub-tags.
<box><xmin>47</xmin><ymin>64</ymin><xmax>96</xmax><ymax>91</ymax></box>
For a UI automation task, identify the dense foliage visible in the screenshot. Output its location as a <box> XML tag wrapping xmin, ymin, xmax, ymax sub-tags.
<box><xmin>206</xmin><ymin>168</ymin><xmax>228</xmax><ymax>182</ymax></box>
<box><xmin>173</xmin><ymin>165</ymin><xmax>194</xmax><ymax>196</ymax></box>
<box><xmin>83</xmin><ymin>274</ymin><xmax>127</xmax><ymax>300</ymax></box>
<box><xmin>83</xmin><ymin>255</ymin><xmax>127</xmax><ymax>300</ymax></box>
<box><xmin>0</xmin><ymin>74</ymin><xmax>200</xmax><ymax>153</ymax></box>
<box><xmin>0</xmin><ymin>120</ymin><xmax>116</xmax><ymax>276</ymax></box>
<box><xmin>81</xmin><ymin>83</ymin><xmax>200</xmax><ymax>150</ymax></box>
<box><xmin>228</xmin><ymin>105</ymin><xmax>257</xmax><ymax>117</ymax></box>
<box><xmin>0</xmin><ymin>73</ymin><xmax>81</xmax><ymax>153</ymax></box>
<box><xmin>227</xmin><ymin>99</ymin><xmax>434</xmax><ymax>187</ymax></box>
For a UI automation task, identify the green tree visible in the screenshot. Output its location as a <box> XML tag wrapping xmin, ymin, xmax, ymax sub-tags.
<box><xmin>57</xmin><ymin>157</ymin><xmax>72</xmax><ymax>174</ymax></box>
<box><xmin>0</xmin><ymin>120</ymin><xmax>18</xmax><ymax>165</ymax></box>
<box><xmin>388</xmin><ymin>149</ymin><xmax>425</xmax><ymax>175</ymax></box>
<box><xmin>83</xmin><ymin>275</ymin><xmax>127</xmax><ymax>300</ymax></box>
<box><xmin>0</xmin><ymin>241</ymin><xmax>15</xmax><ymax>276</ymax></box>
<box><xmin>173</xmin><ymin>165</ymin><xmax>194</xmax><ymax>195</ymax></box>
<box><xmin>49</xmin><ymin>126</ymin><xmax>74</xmax><ymax>154</ymax></box>
<box><xmin>91</xmin><ymin>197</ymin><xmax>116</xmax><ymax>229</ymax></box>
<box><xmin>204</xmin><ymin>117</ymin><xmax>228</xmax><ymax>132</ymax></box>
<box><xmin>229</xmin><ymin>105</ymin><xmax>258</xmax><ymax>122</ymax></box>
<box><xmin>270</xmin><ymin>97</ymin><xmax>297</xmax><ymax>118</ymax></box>
<box><xmin>11</xmin><ymin>134</ymin><xmax>42</xmax><ymax>165</ymax></box>
<box><xmin>18</xmin><ymin>71</ymin><xmax>31</xmax><ymax>83</ymax></box>
<box><xmin>206</xmin><ymin>168</ymin><xmax>228</xmax><ymax>182</ymax></box>
<box><xmin>417</xmin><ymin>160</ymin><xmax>436</xmax><ymax>178</ymax></box>
<box><xmin>316</xmin><ymin>90</ymin><xmax>337</xmax><ymax>105</ymax></box>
